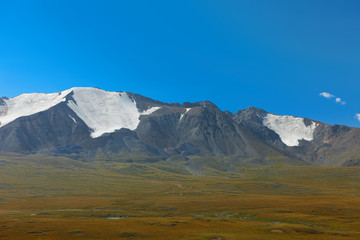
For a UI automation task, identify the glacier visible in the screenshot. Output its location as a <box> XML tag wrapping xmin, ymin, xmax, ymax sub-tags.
<box><xmin>0</xmin><ymin>89</ymin><xmax>72</xmax><ymax>128</ymax></box>
<box><xmin>263</xmin><ymin>113</ymin><xmax>318</xmax><ymax>146</ymax></box>
<box><xmin>67</xmin><ymin>87</ymin><xmax>160</xmax><ymax>138</ymax></box>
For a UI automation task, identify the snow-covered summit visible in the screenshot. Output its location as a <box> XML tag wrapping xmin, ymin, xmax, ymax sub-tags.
<box><xmin>67</xmin><ymin>87</ymin><xmax>160</xmax><ymax>138</ymax></box>
<box><xmin>0</xmin><ymin>89</ymin><xmax>72</xmax><ymax>128</ymax></box>
<box><xmin>263</xmin><ymin>113</ymin><xmax>318</xmax><ymax>146</ymax></box>
<box><xmin>0</xmin><ymin>87</ymin><xmax>161</xmax><ymax>138</ymax></box>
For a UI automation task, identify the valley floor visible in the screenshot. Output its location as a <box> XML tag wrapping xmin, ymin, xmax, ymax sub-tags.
<box><xmin>0</xmin><ymin>155</ymin><xmax>359</xmax><ymax>239</ymax></box>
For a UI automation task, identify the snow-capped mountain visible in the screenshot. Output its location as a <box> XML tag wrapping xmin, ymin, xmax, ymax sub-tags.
<box><xmin>0</xmin><ymin>87</ymin><xmax>160</xmax><ymax>137</ymax></box>
<box><xmin>0</xmin><ymin>87</ymin><xmax>359</xmax><ymax>166</ymax></box>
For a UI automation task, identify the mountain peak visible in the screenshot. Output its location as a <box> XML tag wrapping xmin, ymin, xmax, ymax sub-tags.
<box><xmin>233</xmin><ymin>106</ymin><xmax>267</xmax><ymax>124</ymax></box>
<box><xmin>66</xmin><ymin>87</ymin><xmax>161</xmax><ymax>138</ymax></box>
<box><xmin>0</xmin><ymin>89</ymin><xmax>72</xmax><ymax>128</ymax></box>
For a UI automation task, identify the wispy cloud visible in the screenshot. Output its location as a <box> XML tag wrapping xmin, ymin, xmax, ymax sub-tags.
<box><xmin>336</xmin><ymin>98</ymin><xmax>346</xmax><ymax>105</ymax></box>
<box><xmin>356</xmin><ymin>114</ymin><xmax>360</xmax><ymax>122</ymax></box>
<box><xmin>320</xmin><ymin>92</ymin><xmax>334</xmax><ymax>99</ymax></box>
<box><xmin>320</xmin><ymin>92</ymin><xmax>346</xmax><ymax>105</ymax></box>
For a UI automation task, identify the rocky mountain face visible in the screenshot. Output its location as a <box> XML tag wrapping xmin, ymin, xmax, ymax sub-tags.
<box><xmin>0</xmin><ymin>87</ymin><xmax>359</xmax><ymax>166</ymax></box>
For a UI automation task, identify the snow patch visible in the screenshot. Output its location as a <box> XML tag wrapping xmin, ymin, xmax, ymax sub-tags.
<box><xmin>180</xmin><ymin>108</ymin><xmax>191</xmax><ymax>121</ymax></box>
<box><xmin>0</xmin><ymin>90</ymin><xmax>72</xmax><ymax>128</ymax></box>
<box><xmin>67</xmin><ymin>87</ymin><xmax>160</xmax><ymax>138</ymax></box>
<box><xmin>141</xmin><ymin>106</ymin><xmax>161</xmax><ymax>115</ymax></box>
<box><xmin>263</xmin><ymin>113</ymin><xmax>318</xmax><ymax>146</ymax></box>
<box><xmin>69</xmin><ymin>115</ymin><xmax>77</xmax><ymax>123</ymax></box>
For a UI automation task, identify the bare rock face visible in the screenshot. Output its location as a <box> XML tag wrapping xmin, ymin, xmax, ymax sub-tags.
<box><xmin>0</xmin><ymin>87</ymin><xmax>359</xmax><ymax>166</ymax></box>
<box><xmin>136</xmin><ymin>103</ymin><xmax>257</xmax><ymax>157</ymax></box>
<box><xmin>0</xmin><ymin>102</ymin><xmax>90</xmax><ymax>153</ymax></box>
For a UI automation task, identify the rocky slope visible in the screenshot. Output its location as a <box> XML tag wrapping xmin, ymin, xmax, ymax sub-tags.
<box><xmin>0</xmin><ymin>87</ymin><xmax>359</xmax><ymax>166</ymax></box>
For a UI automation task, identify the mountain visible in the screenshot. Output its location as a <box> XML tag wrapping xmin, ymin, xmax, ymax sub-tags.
<box><xmin>0</xmin><ymin>87</ymin><xmax>359</xmax><ymax>166</ymax></box>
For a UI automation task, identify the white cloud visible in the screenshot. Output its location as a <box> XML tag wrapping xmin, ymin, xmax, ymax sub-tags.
<box><xmin>320</xmin><ymin>92</ymin><xmax>334</xmax><ymax>99</ymax></box>
<box><xmin>320</xmin><ymin>92</ymin><xmax>346</xmax><ymax>105</ymax></box>
<box><xmin>336</xmin><ymin>98</ymin><xmax>346</xmax><ymax>105</ymax></box>
<box><xmin>355</xmin><ymin>114</ymin><xmax>360</xmax><ymax>122</ymax></box>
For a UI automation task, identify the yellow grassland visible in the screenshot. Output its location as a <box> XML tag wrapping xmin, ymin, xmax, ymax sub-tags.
<box><xmin>0</xmin><ymin>155</ymin><xmax>359</xmax><ymax>239</ymax></box>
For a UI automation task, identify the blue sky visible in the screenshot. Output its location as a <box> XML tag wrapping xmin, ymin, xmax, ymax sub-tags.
<box><xmin>0</xmin><ymin>0</ymin><xmax>359</xmax><ymax>126</ymax></box>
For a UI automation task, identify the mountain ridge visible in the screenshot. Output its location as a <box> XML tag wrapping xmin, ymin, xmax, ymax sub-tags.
<box><xmin>0</xmin><ymin>87</ymin><xmax>359</xmax><ymax>166</ymax></box>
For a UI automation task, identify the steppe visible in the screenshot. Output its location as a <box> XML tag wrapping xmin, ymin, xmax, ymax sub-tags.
<box><xmin>0</xmin><ymin>154</ymin><xmax>359</xmax><ymax>239</ymax></box>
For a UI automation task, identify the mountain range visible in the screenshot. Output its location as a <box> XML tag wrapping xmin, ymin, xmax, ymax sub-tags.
<box><xmin>0</xmin><ymin>87</ymin><xmax>359</xmax><ymax>166</ymax></box>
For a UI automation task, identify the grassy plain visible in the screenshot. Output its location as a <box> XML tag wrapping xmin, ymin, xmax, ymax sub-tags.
<box><xmin>0</xmin><ymin>154</ymin><xmax>359</xmax><ymax>239</ymax></box>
